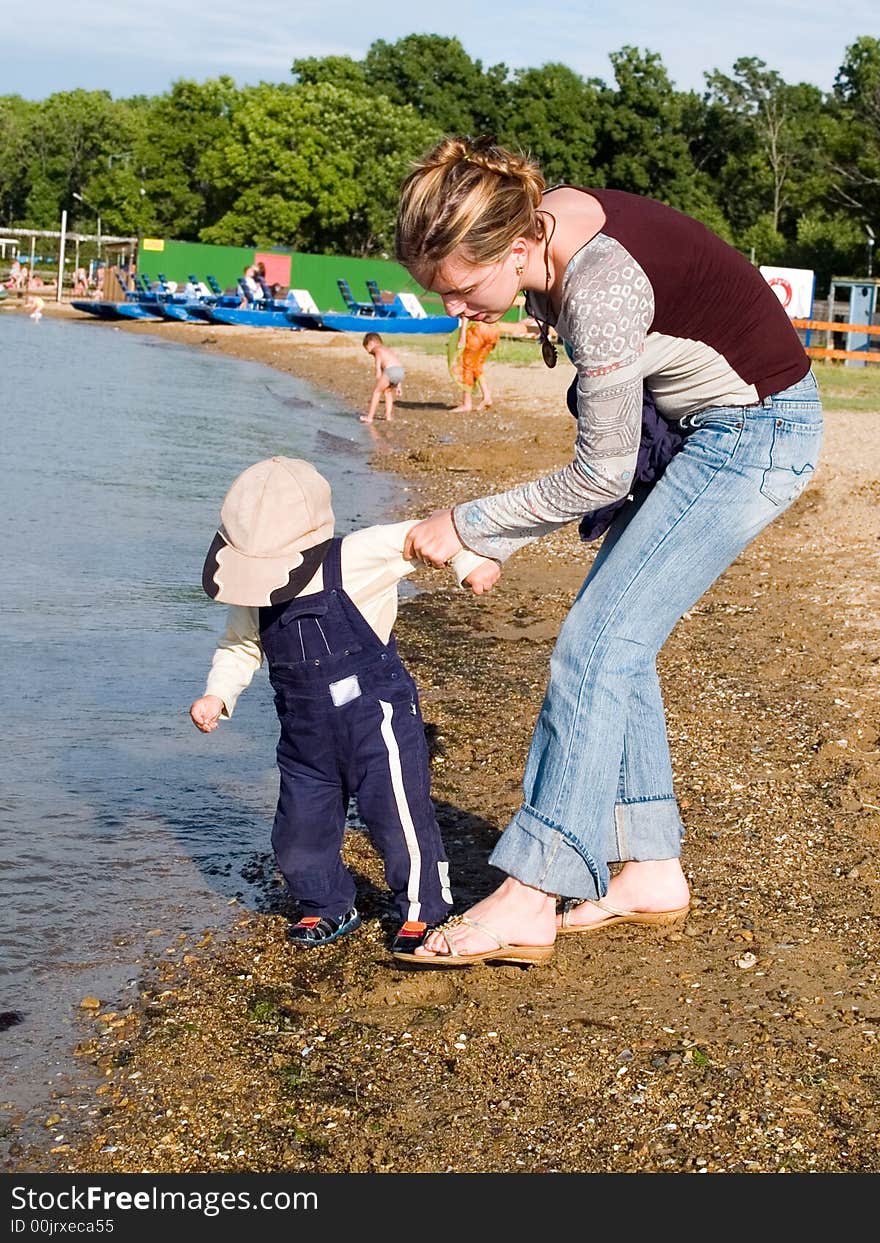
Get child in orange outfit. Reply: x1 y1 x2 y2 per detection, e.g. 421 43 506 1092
448 317 501 413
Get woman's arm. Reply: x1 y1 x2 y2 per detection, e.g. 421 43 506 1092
451 239 654 562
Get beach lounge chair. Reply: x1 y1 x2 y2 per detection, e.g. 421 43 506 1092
285 289 325 330
365 279 406 316
337 278 374 316
290 289 320 315
397 292 428 318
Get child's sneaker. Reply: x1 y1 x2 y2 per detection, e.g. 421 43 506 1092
288 907 361 948
390 920 440 959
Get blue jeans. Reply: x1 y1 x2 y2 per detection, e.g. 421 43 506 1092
489 371 823 899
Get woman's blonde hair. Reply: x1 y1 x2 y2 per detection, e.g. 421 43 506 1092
395 135 545 276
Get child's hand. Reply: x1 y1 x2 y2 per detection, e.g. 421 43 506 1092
190 695 224 733
463 561 502 595
395 383 402 396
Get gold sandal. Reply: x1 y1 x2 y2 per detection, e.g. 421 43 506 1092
393 913 554 968
557 898 690 935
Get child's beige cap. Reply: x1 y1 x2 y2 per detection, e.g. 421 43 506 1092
202 457 335 606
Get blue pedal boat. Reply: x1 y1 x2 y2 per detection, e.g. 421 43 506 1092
156 274 243 322
308 279 458 333
315 311 459 334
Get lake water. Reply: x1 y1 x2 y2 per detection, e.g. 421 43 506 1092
0 314 402 1130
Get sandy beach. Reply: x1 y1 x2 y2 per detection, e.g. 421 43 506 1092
7 305 880 1174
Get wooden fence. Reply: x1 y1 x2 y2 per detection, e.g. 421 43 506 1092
792 319 880 364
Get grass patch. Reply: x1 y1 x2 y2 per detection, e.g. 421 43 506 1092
811 361 880 413
382 333 544 367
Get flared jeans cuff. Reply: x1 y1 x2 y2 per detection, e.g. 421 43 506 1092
488 798 684 900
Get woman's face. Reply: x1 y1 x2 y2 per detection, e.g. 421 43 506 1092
420 247 521 321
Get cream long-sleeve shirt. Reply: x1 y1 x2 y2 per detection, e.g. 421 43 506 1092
203 520 487 718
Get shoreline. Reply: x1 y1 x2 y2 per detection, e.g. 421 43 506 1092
6 304 880 1174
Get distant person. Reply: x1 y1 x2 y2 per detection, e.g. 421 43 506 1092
72 268 90 297
24 294 44 323
3 260 23 290
239 265 263 307
189 456 490 953
361 332 405 423
253 261 273 300
448 315 501 412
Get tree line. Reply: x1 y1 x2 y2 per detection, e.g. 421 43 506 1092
1 33 878 289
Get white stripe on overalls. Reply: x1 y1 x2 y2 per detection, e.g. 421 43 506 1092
378 700 421 921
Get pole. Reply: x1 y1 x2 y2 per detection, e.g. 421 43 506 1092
57 209 67 302
97 215 102 262
28 234 35 291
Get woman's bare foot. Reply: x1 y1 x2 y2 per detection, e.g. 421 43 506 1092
359 415 374 423
449 403 471 413
414 877 556 958
557 859 690 931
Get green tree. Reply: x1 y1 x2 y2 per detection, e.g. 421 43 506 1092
826 36 880 237
292 55 367 92
0 95 36 224
363 34 508 135
128 77 240 239
705 57 824 236
21 90 136 229
200 82 437 254
499 63 601 185
593 47 727 234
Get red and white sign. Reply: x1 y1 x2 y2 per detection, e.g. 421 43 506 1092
254 252 292 288
759 265 814 319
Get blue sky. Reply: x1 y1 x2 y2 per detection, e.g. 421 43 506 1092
5 0 876 99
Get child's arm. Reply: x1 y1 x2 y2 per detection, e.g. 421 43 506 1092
340 522 500 638
189 605 263 729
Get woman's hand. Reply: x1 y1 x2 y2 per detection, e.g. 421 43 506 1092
463 561 502 595
403 509 463 567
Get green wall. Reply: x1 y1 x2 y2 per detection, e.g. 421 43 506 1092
135 238 451 314
137 240 253 294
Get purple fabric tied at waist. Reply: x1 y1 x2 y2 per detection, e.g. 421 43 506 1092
567 378 685 542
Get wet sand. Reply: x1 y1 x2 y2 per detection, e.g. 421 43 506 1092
6 305 880 1173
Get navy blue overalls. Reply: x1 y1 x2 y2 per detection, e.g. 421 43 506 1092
259 537 453 924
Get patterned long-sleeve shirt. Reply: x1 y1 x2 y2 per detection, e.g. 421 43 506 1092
452 188 809 562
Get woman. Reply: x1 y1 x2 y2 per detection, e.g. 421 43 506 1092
394 136 822 966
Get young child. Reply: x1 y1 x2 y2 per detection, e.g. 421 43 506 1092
448 317 501 413
24 294 44 323
189 456 490 956
360 332 405 423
